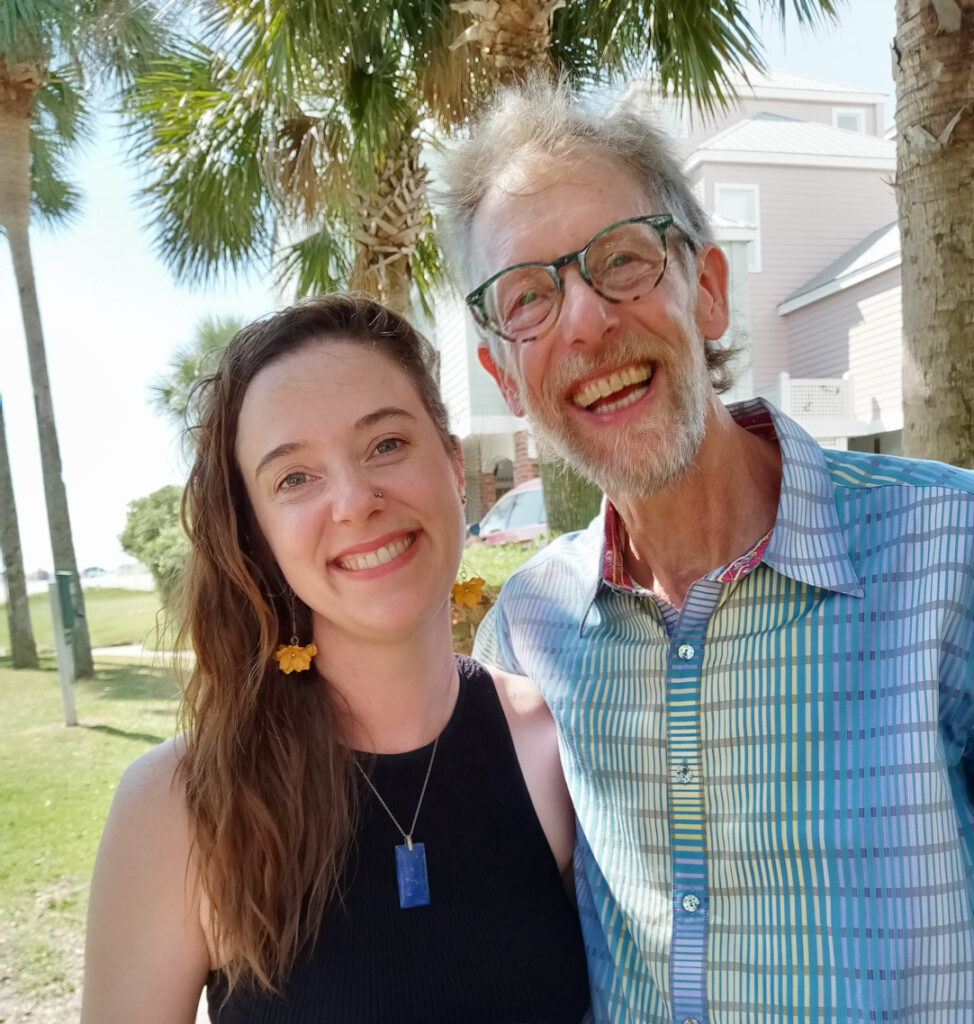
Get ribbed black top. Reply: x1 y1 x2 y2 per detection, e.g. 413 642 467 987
208 655 590 1023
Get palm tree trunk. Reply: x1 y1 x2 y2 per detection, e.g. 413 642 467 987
0 99 95 676
452 0 559 85
894 0 974 467
349 132 428 321
0 395 39 668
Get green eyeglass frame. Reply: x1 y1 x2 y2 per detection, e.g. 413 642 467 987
465 213 681 343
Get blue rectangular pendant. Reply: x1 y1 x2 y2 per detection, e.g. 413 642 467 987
395 842 430 909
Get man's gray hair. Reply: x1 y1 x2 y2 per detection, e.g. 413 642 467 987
436 74 738 393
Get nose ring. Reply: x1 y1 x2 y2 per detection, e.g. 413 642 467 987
374 491 384 499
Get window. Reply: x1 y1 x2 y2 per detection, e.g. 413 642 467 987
479 491 516 535
713 184 761 272
506 487 545 530
833 107 866 134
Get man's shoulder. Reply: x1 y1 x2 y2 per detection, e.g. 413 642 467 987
821 447 974 498
497 517 603 593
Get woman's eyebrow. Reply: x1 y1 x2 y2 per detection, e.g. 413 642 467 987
355 407 417 429
254 441 304 480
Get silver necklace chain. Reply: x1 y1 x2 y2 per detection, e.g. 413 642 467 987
354 736 438 851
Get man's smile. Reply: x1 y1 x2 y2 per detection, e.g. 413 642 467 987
571 364 655 412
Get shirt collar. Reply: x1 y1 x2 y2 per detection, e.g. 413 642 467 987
590 396 862 605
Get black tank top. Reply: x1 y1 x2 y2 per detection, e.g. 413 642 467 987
208 655 590 1022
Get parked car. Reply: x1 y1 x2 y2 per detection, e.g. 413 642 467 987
468 478 548 545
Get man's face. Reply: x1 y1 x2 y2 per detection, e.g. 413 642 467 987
470 151 729 498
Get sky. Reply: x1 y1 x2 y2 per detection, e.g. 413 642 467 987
0 0 897 574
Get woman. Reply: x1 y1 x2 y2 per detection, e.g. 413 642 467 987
81 296 591 1023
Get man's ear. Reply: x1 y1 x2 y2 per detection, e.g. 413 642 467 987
477 343 527 418
694 243 730 341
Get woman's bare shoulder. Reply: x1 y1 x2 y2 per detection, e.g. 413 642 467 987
82 735 210 1023
486 665 549 721
109 737 189 827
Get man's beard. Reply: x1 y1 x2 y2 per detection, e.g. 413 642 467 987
519 332 712 499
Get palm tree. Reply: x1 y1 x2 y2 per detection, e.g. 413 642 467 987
0 0 168 677
0 396 39 669
149 314 245 442
124 7 490 318
893 0 974 467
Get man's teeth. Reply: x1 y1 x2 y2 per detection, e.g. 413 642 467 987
338 535 414 571
574 365 653 409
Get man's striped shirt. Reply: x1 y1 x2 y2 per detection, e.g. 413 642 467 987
473 400 974 1023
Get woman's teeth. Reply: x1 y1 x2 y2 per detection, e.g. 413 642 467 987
338 534 414 571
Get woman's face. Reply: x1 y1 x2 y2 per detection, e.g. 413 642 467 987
235 339 465 646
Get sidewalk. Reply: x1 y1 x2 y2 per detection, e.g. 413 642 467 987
91 644 195 661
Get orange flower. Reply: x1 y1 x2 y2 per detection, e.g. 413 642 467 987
275 642 318 674
451 577 486 608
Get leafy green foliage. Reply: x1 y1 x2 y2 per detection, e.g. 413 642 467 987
461 536 554 587
149 314 243 435
118 486 189 603
28 73 88 226
124 42 274 281
552 0 841 117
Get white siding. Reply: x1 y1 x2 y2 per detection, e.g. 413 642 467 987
433 291 473 438
432 291 523 441
783 267 902 431
693 163 897 390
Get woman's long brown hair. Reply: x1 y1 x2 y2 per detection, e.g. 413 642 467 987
175 295 454 992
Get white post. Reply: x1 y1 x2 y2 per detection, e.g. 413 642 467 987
48 580 78 727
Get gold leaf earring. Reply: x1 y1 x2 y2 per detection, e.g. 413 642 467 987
275 589 318 674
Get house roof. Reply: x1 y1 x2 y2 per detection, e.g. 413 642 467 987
778 221 901 314
684 113 896 170
722 68 887 105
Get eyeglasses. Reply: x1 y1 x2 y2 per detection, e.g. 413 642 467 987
465 214 681 344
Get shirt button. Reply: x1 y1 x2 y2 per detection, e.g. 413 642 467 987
677 762 693 784
677 643 695 660
684 1018 702 1024
681 893 701 913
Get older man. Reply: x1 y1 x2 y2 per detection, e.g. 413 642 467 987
439 79 974 1024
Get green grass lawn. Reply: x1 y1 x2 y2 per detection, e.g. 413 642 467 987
0 587 170 656
0 654 181 1010
460 536 553 586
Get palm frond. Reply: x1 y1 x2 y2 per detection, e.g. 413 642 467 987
759 0 843 28
0 0 173 86
149 314 245 426
554 0 765 117
70 0 175 84
28 72 90 226
411 225 443 320
0 0 57 64
276 222 354 298
29 131 83 226
34 68 89 146
123 42 273 281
